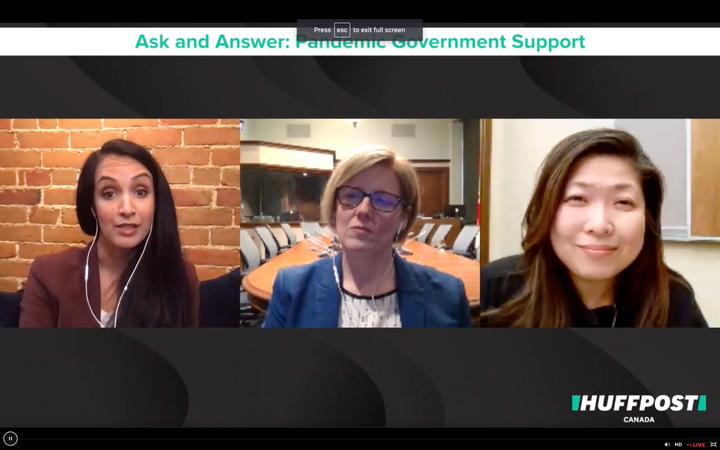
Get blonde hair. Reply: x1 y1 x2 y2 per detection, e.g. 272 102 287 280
320 146 420 241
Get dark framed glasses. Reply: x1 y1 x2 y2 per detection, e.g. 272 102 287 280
335 185 403 212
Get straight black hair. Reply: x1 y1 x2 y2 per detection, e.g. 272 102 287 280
76 139 192 327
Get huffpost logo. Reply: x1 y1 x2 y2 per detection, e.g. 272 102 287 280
572 395 706 423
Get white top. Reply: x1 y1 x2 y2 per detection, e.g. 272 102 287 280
339 288 401 328
100 309 115 328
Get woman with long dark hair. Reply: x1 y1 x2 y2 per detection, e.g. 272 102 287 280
480 128 707 327
20 139 199 327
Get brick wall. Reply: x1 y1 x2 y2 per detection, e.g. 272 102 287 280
0 118 240 292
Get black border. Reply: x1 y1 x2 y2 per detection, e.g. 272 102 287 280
3 428 719 439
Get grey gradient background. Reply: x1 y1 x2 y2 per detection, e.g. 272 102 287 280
2 55 720 118
2 25 720 429
0 330 718 427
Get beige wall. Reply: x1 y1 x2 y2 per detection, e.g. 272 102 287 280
489 119 720 326
240 143 334 171
241 119 464 203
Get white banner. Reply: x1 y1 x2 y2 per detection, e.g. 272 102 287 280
0 27 716 56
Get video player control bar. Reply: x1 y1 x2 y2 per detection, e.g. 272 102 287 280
297 20 422 41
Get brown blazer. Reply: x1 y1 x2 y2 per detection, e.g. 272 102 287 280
19 243 200 327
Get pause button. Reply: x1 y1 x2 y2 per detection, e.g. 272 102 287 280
2 431 17 446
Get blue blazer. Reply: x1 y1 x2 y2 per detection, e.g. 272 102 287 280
262 252 473 328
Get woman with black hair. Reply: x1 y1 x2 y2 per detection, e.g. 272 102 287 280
19 139 199 327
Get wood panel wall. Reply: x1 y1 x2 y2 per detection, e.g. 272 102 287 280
690 120 720 237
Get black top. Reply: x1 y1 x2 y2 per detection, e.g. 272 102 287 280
480 254 709 328
0 290 22 328
199 268 241 327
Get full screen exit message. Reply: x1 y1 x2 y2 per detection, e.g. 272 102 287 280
297 20 423 41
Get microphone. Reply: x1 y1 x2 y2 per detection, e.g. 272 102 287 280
313 230 331 241
304 232 329 248
397 230 429 255
304 232 332 256
316 229 341 250
406 230 428 243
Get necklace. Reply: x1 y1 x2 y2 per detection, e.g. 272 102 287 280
611 304 617 328
340 254 395 328
342 291 392 328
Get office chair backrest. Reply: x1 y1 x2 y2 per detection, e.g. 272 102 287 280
430 224 452 246
452 225 480 252
240 229 261 270
280 223 297 245
265 224 287 251
300 222 320 237
254 226 279 258
417 223 435 243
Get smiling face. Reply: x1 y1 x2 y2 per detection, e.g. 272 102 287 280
93 155 155 250
333 163 407 253
550 154 646 283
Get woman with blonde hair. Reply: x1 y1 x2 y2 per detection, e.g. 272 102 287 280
262 146 472 328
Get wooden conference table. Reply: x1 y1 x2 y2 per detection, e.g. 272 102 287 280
242 237 480 313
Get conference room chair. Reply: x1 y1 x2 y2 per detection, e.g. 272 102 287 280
241 229 264 269
239 230 268 325
267 224 292 251
244 228 273 264
430 224 452 248
415 223 435 243
252 228 273 260
300 222 323 237
280 223 298 247
448 224 480 259
255 226 282 259
0 290 22 328
259 224 291 253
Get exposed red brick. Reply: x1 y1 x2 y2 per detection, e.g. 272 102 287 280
0 118 240 287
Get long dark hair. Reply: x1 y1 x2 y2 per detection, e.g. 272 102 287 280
76 139 192 327
482 128 682 327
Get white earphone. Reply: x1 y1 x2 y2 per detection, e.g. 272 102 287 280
332 221 404 312
85 208 153 328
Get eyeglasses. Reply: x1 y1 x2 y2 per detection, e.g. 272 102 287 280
335 186 404 212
